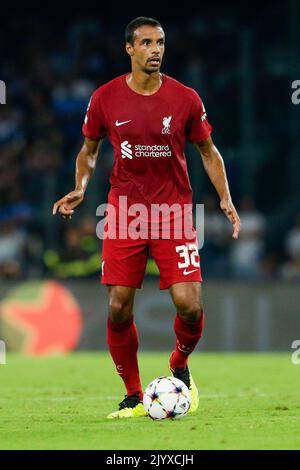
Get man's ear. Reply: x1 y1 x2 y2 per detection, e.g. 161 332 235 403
125 42 134 57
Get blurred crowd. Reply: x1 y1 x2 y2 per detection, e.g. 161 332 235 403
201 194 300 281
1 8 299 281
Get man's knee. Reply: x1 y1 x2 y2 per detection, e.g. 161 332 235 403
175 295 203 323
108 288 134 323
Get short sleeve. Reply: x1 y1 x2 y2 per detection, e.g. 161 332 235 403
186 89 213 143
82 90 107 140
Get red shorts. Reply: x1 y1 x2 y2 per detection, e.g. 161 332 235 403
101 228 202 290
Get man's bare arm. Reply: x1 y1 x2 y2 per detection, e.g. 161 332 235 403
53 137 103 219
195 136 240 239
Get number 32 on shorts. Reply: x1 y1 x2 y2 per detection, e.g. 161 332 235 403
175 243 200 270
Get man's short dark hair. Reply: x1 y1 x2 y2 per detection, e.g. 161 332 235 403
125 17 162 45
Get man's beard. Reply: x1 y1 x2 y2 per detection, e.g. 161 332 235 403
142 64 160 74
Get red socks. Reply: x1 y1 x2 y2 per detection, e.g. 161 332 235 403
170 311 204 371
107 311 204 397
107 316 143 400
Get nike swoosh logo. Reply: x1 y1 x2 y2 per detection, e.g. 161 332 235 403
183 268 198 275
115 120 131 127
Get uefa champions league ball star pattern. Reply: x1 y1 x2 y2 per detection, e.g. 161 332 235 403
143 376 191 420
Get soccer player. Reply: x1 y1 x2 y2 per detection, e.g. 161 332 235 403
53 17 240 419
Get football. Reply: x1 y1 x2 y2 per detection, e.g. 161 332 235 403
143 376 191 420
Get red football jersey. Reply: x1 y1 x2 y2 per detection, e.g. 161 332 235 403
82 73 212 207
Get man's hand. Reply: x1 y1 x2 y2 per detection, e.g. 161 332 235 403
220 197 241 239
52 189 84 219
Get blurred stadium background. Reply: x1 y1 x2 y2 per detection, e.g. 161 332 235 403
0 1 300 355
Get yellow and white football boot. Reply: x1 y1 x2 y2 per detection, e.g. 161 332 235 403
106 393 147 419
169 360 199 414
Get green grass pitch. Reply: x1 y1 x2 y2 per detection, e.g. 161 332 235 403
0 352 299 450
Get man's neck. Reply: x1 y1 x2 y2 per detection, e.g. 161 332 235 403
126 70 162 96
